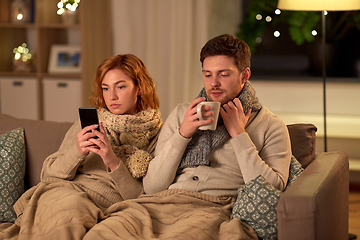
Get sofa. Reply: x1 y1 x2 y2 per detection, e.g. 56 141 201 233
0 112 349 239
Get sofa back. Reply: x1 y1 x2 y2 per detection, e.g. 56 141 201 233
0 112 317 190
0 113 72 190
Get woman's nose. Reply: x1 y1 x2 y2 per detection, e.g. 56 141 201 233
110 90 118 100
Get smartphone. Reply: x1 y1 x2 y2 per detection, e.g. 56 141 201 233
78 108 100 137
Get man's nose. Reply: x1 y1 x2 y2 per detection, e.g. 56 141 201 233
211 76 220 87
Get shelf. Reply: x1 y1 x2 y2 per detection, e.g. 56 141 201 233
0 0 112 121
0 72 37 77
0 23 80 29
0 70 81 79
37 23 80 29
0 23 36 28
40 73 81 79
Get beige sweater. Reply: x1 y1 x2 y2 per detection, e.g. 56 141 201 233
143 104 291 196
41 120 156 203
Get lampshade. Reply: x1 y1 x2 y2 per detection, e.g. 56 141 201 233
277 0 360 11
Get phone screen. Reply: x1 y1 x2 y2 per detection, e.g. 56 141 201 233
78 108 100 133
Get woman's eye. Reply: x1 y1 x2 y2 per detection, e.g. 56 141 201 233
102 87 108 91
118 86 125 89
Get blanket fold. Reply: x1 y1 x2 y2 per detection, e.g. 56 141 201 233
1 189 258 240
83 189 258 240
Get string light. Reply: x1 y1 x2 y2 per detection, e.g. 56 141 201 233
57 0 80 15
13 43 32 62
254 8 282 42
16 13 23 20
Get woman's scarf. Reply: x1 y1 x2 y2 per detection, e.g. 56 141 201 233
98 108 163 178
178 81 262 171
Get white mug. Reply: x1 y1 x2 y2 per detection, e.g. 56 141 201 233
196 101 221 130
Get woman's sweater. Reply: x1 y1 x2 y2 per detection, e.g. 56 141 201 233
143 104 291 196
40 120 156 203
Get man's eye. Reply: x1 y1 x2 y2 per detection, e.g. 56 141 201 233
204 74 211 78
220 74 229 77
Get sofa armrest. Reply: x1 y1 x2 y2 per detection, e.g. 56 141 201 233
277 151 349 240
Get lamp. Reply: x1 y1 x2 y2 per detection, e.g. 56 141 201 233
277 0 360 152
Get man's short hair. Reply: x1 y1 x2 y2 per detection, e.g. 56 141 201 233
200 34 251 71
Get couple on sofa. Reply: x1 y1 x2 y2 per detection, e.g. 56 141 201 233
1 34 291 240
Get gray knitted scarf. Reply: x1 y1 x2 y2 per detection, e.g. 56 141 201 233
178 81 262 171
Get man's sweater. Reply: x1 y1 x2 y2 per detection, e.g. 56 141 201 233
143 104 291 196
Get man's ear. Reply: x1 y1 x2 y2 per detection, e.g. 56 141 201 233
242 67 251 84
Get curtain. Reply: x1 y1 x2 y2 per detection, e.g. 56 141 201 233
111 0 241 119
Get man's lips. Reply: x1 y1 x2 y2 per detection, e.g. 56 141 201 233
211 91 223 97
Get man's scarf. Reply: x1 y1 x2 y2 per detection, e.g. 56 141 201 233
178 81 262 171
98 108 163 178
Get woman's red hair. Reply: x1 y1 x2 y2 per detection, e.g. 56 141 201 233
89 54 160 112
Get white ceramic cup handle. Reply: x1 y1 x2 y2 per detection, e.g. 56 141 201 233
196 102 204 121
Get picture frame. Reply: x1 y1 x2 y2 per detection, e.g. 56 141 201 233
48 45 81 74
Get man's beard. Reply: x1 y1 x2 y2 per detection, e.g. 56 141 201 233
206 88 238 104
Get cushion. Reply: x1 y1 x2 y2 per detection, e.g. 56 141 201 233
0 128 26 222
286 155 304 189
232 156 304 239
0 113 72 189
233 175 280 240
287 124 317 168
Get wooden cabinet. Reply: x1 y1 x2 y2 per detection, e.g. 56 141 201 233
0 0 112 121
42 78 81 122
0 77 39 120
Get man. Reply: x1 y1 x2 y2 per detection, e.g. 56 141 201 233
143 34 291 196
83 34 291 240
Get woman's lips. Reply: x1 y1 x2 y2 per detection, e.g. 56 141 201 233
110 104 121 108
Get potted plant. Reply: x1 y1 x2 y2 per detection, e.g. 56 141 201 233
237 0 360 76
289 10 360 76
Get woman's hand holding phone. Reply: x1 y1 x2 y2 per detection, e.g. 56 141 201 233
82 124 120 172
76 124 100 155
77 108 119 171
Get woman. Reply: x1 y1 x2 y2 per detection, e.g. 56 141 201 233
2 54 163 240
